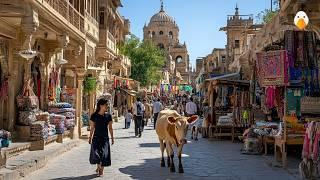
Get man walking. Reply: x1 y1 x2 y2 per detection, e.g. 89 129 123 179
186 97 198 117
133 98 145 137
152 98 162 129
143 99 151 128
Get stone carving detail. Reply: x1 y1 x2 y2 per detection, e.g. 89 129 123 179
74 45 82 56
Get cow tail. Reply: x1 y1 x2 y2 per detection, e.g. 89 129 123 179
164 142 166 148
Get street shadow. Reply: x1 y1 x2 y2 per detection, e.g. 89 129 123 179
114 136 136 139
139 143 159 148
119 157 190 180
49 174 97 180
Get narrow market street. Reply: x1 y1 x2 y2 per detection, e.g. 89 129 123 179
23 119 297 180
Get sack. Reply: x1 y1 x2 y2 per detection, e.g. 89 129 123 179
136 102 143 116
16 95 39 110
18 111 36 125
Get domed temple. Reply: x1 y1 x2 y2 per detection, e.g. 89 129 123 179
143 1 191 85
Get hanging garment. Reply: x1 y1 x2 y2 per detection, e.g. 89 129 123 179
265 87 275 109
305 31 317 69
295 31 306 68
286 88 303 116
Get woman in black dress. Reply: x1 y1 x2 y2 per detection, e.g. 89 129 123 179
89 99 114 176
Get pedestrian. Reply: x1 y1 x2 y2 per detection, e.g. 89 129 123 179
186 97 198 117
133 97 145 137
143 99 151 128
89 98 114 177
125 109 133 129
152 98 163 129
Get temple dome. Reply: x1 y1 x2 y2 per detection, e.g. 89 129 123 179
150 11 174 24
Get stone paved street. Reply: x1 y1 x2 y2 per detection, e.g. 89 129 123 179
23 119 297 180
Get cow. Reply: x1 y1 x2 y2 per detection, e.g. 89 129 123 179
155 109 198 173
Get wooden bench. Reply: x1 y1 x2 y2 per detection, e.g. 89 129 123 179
274 117 304 168
263 136 275 155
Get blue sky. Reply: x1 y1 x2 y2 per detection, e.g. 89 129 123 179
119 0 273 68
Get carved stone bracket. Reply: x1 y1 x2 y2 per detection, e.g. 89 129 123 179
20 7 39 50
73 45 83 57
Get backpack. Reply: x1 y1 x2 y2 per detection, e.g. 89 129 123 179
136 102 143 116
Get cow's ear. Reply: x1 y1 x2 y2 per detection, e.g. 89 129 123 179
187 115 198 124
167 116 177 124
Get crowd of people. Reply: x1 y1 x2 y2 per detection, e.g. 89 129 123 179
88 94 207 176
123 95 204 138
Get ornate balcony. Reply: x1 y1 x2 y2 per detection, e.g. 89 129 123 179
41 0 84 33
112 55 131 77
84 11 99 41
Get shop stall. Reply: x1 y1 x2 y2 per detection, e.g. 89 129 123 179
206 77 252 141
254 30 320 167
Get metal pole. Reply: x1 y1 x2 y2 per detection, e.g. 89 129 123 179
271 0 273 11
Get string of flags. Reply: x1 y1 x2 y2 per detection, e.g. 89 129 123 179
160 84 193 92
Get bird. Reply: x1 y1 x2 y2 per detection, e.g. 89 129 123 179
294 11 309 30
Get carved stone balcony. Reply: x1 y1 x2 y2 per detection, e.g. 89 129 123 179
40 0 84 34
84 11 99 41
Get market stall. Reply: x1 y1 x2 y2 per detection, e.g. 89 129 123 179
206 77 252 141
254 30 320 166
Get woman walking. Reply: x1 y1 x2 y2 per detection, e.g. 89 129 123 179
89 98 114 177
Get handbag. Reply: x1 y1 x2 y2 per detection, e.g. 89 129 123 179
16 79 39 110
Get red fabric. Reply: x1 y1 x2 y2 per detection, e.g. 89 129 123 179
37 78 41 101
256 50 288 87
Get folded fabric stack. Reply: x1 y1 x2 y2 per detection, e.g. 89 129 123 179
18 110 36 125
48 102 75 130
48 108 75 114
30 121 49 141
35 112 50 122
82 112 89 126
49 114 66 134
0 129 11 148
48 124 56 136
217 114 233 126
48 102 73 108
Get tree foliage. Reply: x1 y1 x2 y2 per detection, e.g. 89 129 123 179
120 35 165 87
256 0 280 24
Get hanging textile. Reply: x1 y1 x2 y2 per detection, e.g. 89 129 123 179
286 88 303 116
265 86 276 109
300 121 320 179
0 79 8 100
256 50 288 87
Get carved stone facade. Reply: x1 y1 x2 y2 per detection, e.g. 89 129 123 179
220 5 254 73
0 0 102 137
143 3 190 84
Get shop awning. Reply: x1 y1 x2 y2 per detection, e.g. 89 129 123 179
205 72 240 81
121 89 137 96
205 72 249 87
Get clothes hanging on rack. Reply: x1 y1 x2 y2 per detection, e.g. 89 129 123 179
300 121 320 179
265 87 276 109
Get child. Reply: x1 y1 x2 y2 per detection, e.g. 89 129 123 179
125 109 133 129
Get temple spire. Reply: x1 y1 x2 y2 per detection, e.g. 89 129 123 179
160 0 164 12
235 3 239 16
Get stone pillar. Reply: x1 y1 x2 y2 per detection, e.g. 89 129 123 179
7 72 17 132
39 62 47 110
7 40 20 132
75 69 86 138
89 93 95 118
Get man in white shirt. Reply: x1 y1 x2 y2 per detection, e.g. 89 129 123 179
133 98 145 137
152 98 162 129
186 97 198 117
